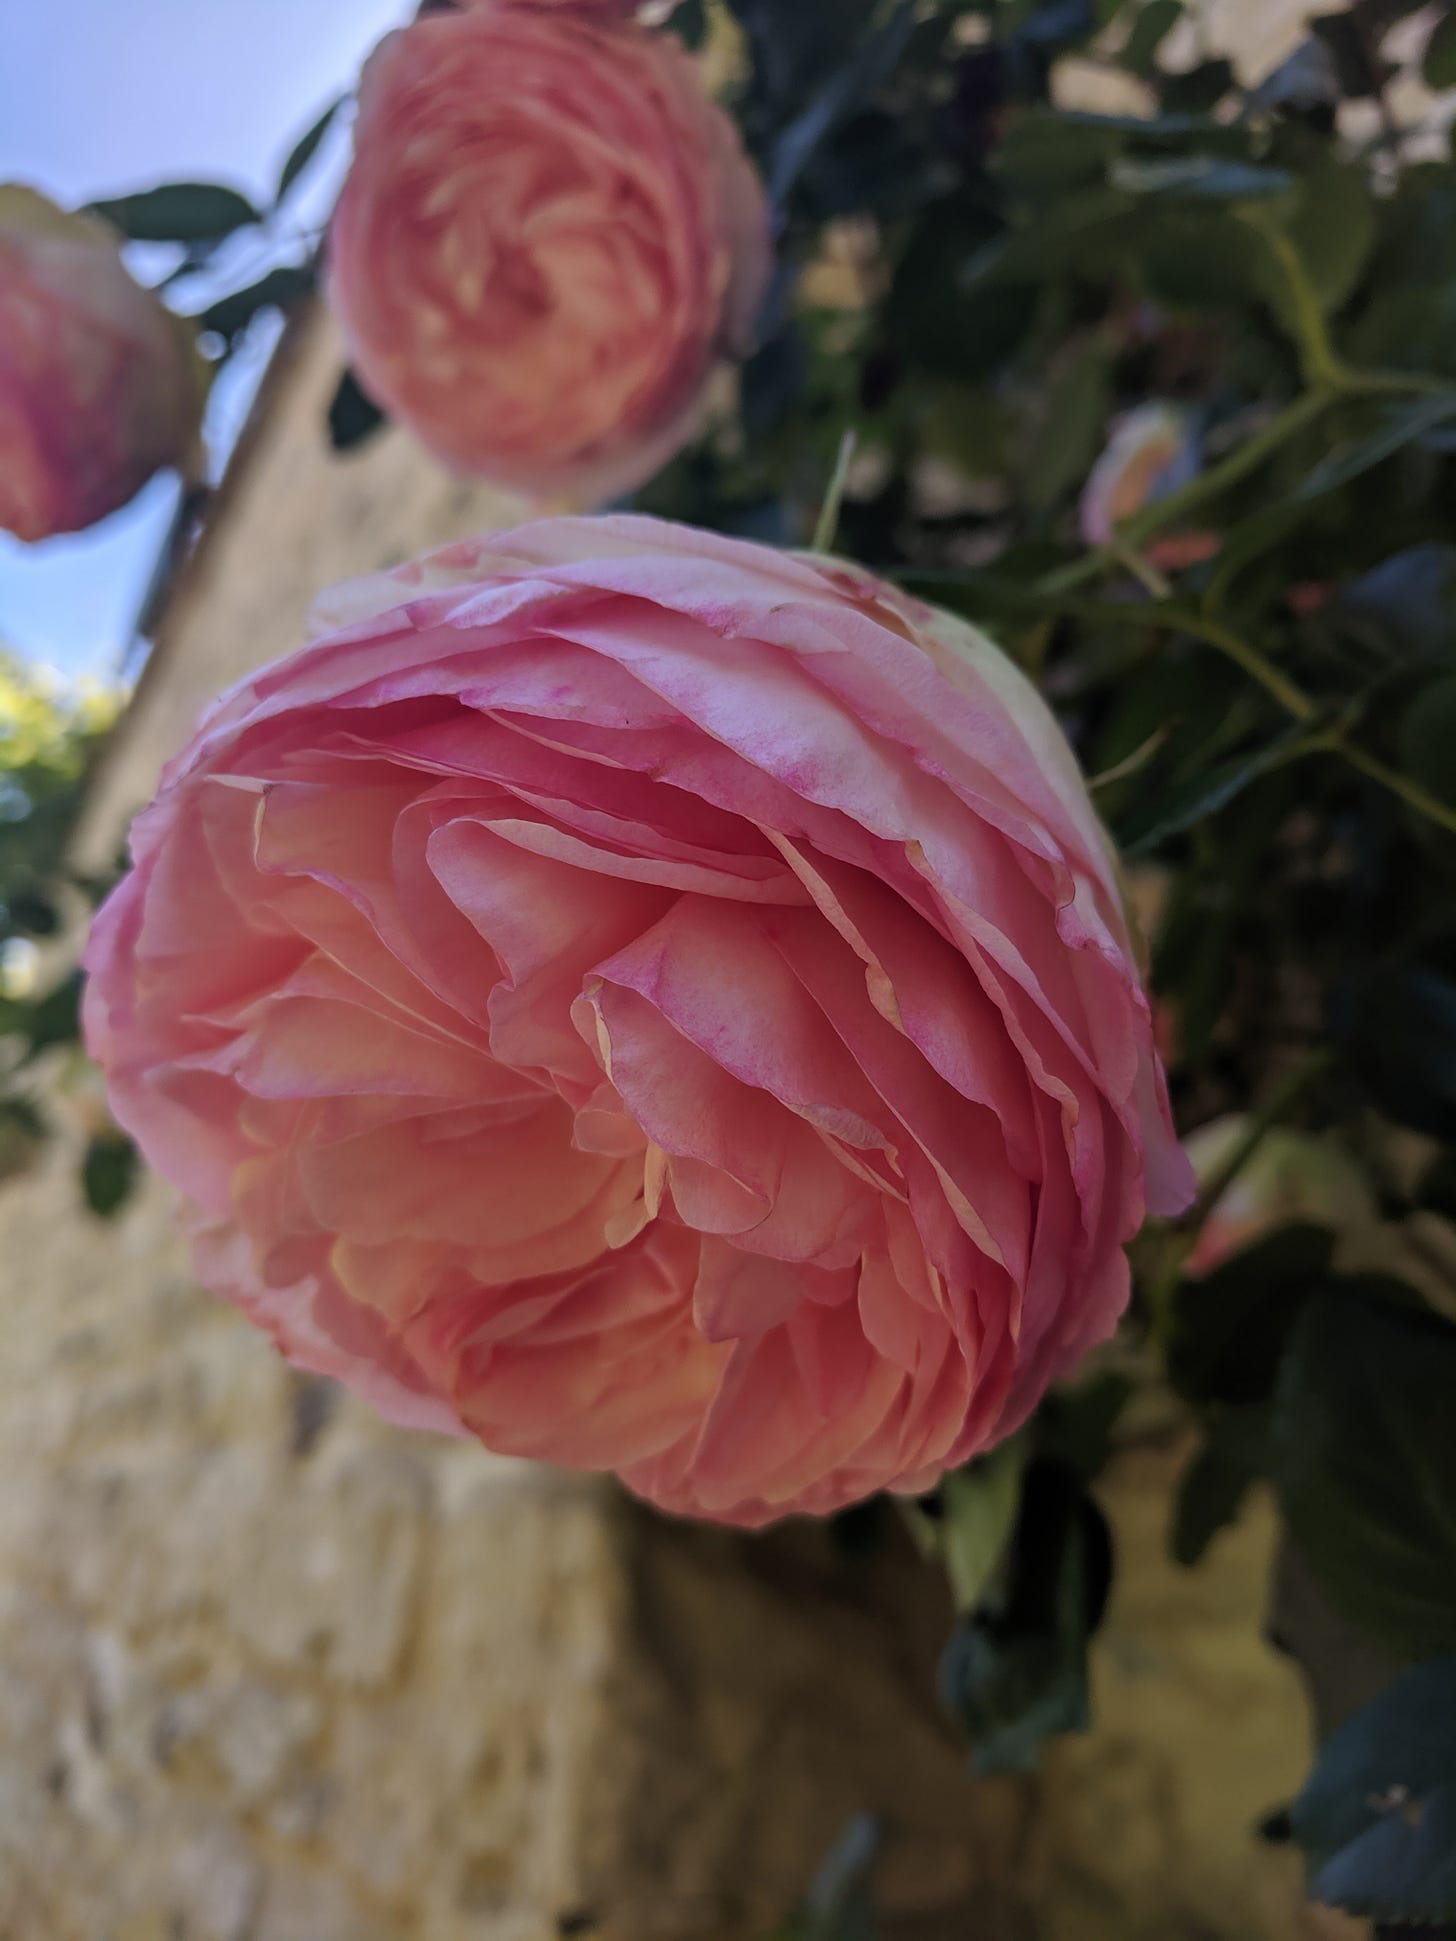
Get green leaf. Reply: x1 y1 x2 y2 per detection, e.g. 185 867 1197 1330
0 969 83 1064
1273 1286 1456 1660
276 97 345 204
728 0 881 108
1327 544 1456 664
1294 393 1456 503
1037 1371 1134 1479
940 1437 1028 1612
200 265 316 343
885 206 1036 378
1293 1658 1456 1924
1423 7 1456 90
991 111 1125 191
1122 0 1183 75
766 0 918 206
967 187 1138 284
938 1460 1111 1773
1171 1413 1265 1567
327 369 388 452
1140 208 1271 309
1159 56 1235 112
1203 501 1313 604
1118 728 1307 854
1283 156 1376 311
1315 1784 1456 1922
671 0 709 49
1167 1223 1334 1407
0 1095 45 1185
87 182 261 244
1112 154 1293 200
82 1132 139 1221
1022 335 1113 511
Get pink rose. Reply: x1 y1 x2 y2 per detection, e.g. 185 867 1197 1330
520 1 648 14
0 185 203 542
84 516 1190 1525
328 4 770 505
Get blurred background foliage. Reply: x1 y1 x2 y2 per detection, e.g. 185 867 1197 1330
662 0 1456 1926
0 653 128 1204
4 0 1455 1927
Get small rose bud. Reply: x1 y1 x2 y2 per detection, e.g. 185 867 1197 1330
0 185 204 541
1080 401 1200 549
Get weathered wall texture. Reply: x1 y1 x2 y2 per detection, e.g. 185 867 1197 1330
3 308 1326 1940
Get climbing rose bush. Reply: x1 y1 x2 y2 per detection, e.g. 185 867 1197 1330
328 2 770 506
0 185 202 542
84 516 1190 1524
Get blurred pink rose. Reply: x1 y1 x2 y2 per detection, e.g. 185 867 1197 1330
328 3 770 505
527 0 648 13
85 516 1190 1524
1080 401 1200 549
0 185 203 542
1182 1117 1370 1277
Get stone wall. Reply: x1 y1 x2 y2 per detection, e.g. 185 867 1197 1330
1 307 1329 1940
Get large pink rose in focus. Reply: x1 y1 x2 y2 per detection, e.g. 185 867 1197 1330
328 4 770 505
0 185 203 542
85 516 1191 1524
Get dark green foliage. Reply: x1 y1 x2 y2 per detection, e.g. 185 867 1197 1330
328 369 390 453
938 1458 1113 1773
1292 1659 1456 1922
1167 1223 1334 1408
201 265 316 347
1273 1284 1456 1663
87 181 260 244
699 12 1456 1918
82 1132 140 1220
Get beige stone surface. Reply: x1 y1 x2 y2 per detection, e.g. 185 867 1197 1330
0 1135 1318 1941
2 301 1326 1938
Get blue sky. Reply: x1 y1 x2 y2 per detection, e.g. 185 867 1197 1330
0 0 412 681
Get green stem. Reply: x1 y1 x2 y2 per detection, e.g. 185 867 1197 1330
1240 211 1346 393
1049 595 1456 837
1345 367 1453 398
813 428 858 555
1153 606 1318 722
1335 741 1456 838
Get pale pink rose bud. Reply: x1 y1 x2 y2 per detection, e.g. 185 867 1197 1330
1182 1117 1372 1277
1080 401 1200 548
328 3 770 506
0 185 205 542
85 516 1191 1525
